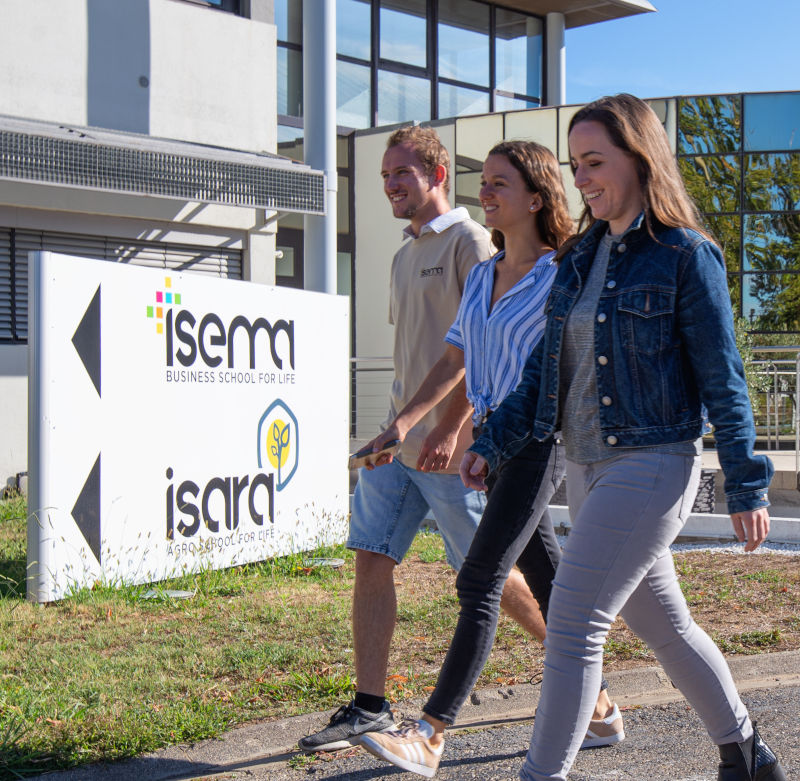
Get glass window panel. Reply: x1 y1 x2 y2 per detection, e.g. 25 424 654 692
745 153 800 212
557 105 583 163
647 98 678 154
728 273 742 317
459 202 485 224
703 214 741 272
494 94 540 112
276 244 296 277
744 93 800 151
380 0 426 68
437 0 489 88
495 9 543 101
277 125 304 146
337 135 350 168
377 69 430 125
679 156 740 213
744 213 800 272
438 83 489 118
504 107 556 149
455 169 483 215
742 272 800 331
337 174 350 234
277 46 303 117
456 114 503 164
561 162 584 220
337 0 371 60
274 0 302 45
337 59 371 128
337 251 352 296
678 96 741 155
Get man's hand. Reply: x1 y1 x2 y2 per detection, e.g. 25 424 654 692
730 508 770 552
416 425 459 472
460 451 489 491
362 424 404 470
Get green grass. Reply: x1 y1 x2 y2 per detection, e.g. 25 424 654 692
712 629 782 654
1 496 799 779
0 498 482 778
604 636 652 662
413 529 449 563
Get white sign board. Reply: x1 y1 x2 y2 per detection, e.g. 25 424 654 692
27 252 350 602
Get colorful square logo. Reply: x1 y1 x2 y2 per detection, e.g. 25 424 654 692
145 277 183 333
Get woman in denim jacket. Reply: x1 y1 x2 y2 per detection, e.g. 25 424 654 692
465 95 786 781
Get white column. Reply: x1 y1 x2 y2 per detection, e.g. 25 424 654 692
303 0 337 294
545 12 566 106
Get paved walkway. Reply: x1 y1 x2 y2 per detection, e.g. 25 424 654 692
34 650 800 781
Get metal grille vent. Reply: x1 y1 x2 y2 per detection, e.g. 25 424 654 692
0 129 325 214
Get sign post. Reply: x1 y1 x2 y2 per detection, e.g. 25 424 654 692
27 252 350 602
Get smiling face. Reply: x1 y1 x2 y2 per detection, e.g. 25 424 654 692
568 120 644 235
381 142 443 229
479 154 539 235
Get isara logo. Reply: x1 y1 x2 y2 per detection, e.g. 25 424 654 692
145 276 182 334
257 399 299 492
165 466 274 540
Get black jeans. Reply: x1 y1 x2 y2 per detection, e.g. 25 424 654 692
423 434 565 725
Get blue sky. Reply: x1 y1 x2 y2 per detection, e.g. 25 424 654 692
565 0 799 104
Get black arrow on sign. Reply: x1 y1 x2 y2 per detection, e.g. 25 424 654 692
72 285 101 397
72 454 101 564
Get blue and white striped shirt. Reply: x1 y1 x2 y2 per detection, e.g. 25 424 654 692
445 249 558 425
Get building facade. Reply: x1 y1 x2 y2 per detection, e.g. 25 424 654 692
348 92 800 437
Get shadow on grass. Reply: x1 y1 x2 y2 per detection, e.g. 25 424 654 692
0 557 25 599
0 754 222 781
0 749 60 781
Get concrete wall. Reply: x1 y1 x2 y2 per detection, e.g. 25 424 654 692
0 345 27 492
0 0 276 153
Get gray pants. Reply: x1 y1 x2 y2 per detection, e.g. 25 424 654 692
520 452 752 781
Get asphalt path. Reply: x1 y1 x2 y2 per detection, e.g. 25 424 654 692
78 683 800 781
196 685 799 780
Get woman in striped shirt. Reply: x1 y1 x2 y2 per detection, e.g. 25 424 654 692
360 141 622 778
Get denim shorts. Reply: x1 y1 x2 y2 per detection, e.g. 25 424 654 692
347 458 487 570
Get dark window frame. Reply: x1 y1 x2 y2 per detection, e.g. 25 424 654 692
276 0 544 130
677 93 800 334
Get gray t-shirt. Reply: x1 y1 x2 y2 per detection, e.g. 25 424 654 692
559 230 700 464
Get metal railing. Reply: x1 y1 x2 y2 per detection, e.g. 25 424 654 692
350 357 393 440
350 348 800 478
751 346 800 476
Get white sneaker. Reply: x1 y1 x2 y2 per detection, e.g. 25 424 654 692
360 719 444 778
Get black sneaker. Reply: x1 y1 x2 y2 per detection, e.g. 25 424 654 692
298 700 395 753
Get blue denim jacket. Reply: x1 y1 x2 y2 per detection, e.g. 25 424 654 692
471 217 773 514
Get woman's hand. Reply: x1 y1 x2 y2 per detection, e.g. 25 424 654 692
730 508 770 552
460 451 489 491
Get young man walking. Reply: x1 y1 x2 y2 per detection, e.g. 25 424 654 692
299 125 547 753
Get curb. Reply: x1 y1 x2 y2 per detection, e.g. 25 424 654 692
33 649 800 781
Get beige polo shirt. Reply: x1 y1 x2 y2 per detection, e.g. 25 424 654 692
384 207 493 473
